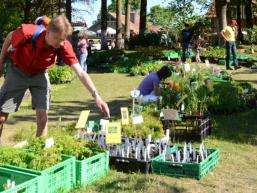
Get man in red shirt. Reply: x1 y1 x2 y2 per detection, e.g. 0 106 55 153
0 15 110 140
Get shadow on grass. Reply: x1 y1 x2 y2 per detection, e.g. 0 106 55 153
212 108 257 145
237 80 257 84
232 70 257 75
9 97 131 123
87 173 186 193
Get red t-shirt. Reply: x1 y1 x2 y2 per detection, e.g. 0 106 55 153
10 24 78 74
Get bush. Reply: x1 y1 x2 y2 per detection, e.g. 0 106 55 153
208 82 245 114
129 33 161 48
203 46 226 58
48 65 75 84
87 49 124 67
242 26 257 44
130 61 166 76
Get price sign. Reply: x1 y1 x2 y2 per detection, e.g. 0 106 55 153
75 110 90 129
106 122 121 144
162 109 180 121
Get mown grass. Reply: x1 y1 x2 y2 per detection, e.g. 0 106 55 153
1 68 257 193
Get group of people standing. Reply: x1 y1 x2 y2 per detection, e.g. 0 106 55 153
138 18 241 104
181 19 241 70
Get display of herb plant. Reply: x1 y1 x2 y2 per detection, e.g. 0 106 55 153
130 61 166 76
203 46 226 59
0 134 106 170
122 107 163 140
55 135 105 160
0 138 62 171
0 147 28 168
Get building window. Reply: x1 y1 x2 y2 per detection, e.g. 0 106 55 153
231 6 237 18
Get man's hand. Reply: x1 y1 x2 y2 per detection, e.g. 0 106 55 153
94 94 110 118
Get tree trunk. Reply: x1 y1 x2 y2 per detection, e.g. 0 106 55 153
24 0 31 23
215 0 228 45
237 2 243 42
139 0 147 35
65 0 72 22
101 0 108 50
220 3 227 29
125 0 130 49
245 0 253 28
116 0 123 48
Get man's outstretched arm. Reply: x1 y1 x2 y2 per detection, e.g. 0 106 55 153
71 63 110 118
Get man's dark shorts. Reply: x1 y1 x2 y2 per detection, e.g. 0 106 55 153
0 62 51 113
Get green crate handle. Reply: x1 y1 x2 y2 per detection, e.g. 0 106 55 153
53 166 65 174
115 158 130 164
169 163 183 168
90 158 101 164
206 156 213 162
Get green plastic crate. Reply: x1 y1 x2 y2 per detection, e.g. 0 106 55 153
3 156 76 193
163 52 179 59
151 146 220 179
237 54 251 60
218 59 234 66
0 167 39 193
209 76 231 83
75 151 109 187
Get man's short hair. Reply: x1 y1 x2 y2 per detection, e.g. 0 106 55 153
47 15 72 37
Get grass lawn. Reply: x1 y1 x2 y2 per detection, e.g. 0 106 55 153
1 65 257 193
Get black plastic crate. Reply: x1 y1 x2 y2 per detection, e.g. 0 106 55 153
109 156 151 174
162 115 212 142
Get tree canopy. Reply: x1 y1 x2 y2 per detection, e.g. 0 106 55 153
108 0 140 13
148 5 173 28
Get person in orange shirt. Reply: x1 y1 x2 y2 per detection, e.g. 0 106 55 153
0 15 110 142
220 19 241 70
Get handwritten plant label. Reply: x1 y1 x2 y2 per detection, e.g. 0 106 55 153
132 115 144 125
130 90 140 98
100 119 109 133
45 137 54 148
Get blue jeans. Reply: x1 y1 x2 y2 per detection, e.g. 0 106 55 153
79 53 88 72
181 42 191 63
226 41 238 69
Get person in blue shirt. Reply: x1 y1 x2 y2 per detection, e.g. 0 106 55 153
181 23 193 63
138 66 172 103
